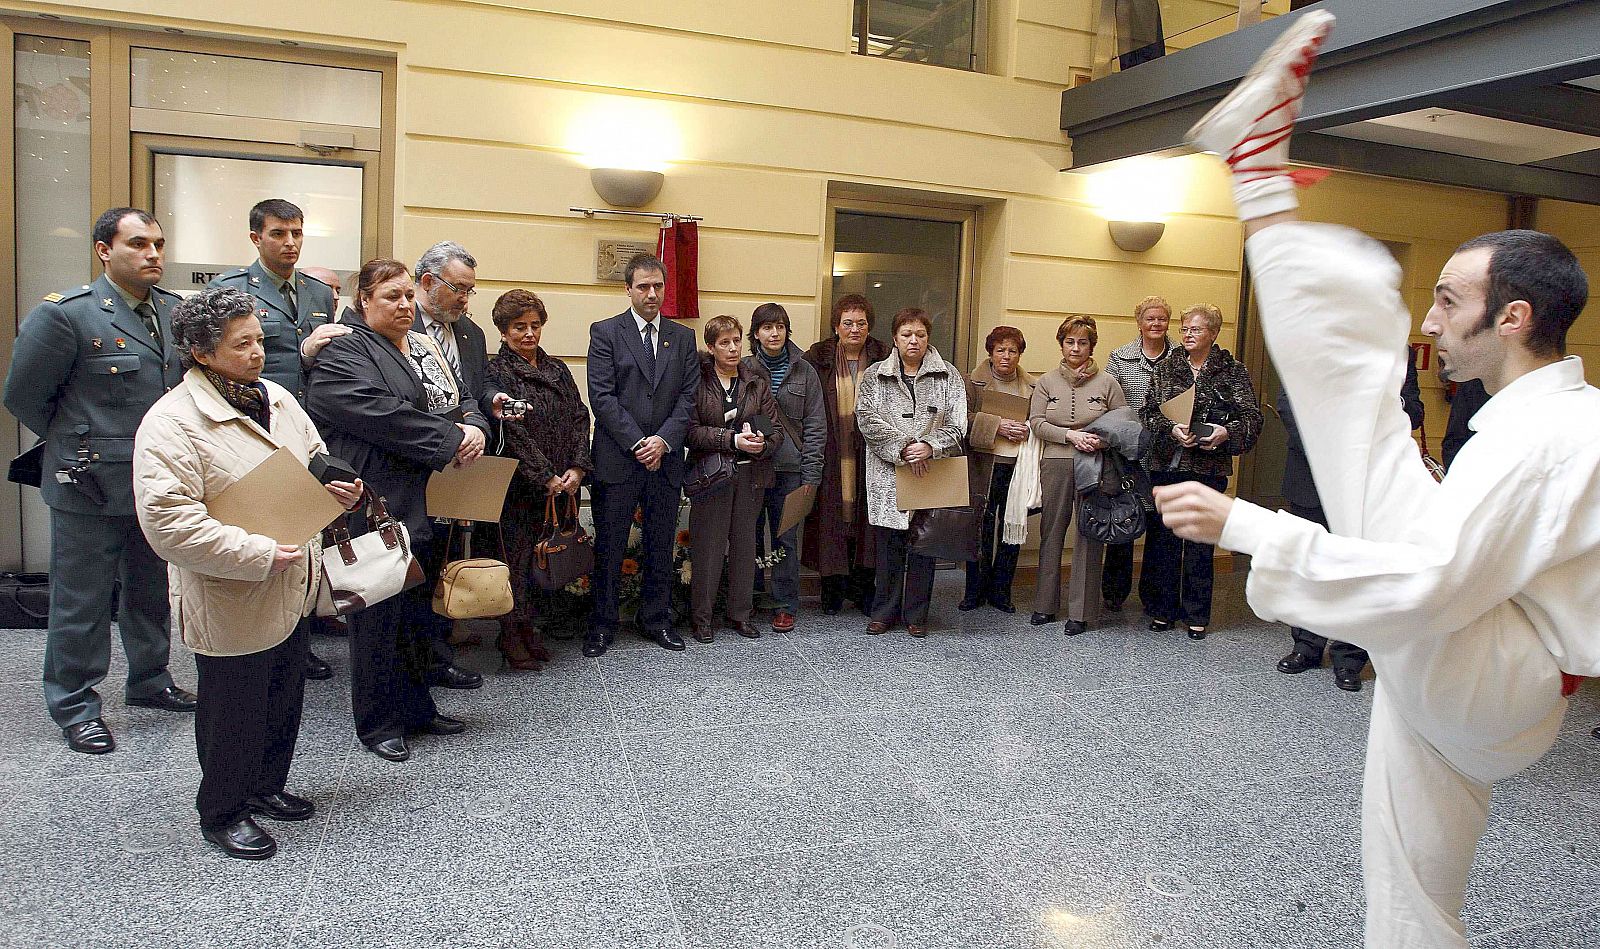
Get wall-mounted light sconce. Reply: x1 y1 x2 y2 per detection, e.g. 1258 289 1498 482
590 168 665 208
1107 220 1165 253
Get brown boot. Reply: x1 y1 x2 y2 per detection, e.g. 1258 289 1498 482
498 619 540 671
520 622 552 663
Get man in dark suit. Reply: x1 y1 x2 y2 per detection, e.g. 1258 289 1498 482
210 198 347 681
4 208 197 754
412 241 515 688
585 253 699 656
1274 347 1424 692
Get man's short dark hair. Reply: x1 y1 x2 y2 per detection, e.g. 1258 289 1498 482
624 253 665 288
249 199 305 233
92 207 158 248
171 286 256 370
1455 230 1588 358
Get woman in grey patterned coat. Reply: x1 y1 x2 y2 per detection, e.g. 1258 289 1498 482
855 308 968 639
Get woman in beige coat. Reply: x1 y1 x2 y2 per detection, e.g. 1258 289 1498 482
1028 316 1128 636
134 287 362 861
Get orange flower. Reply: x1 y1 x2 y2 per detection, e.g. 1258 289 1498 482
621 558 640 575
676 530 691 546
633 508 645 524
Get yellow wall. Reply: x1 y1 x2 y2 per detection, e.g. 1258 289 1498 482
1538 200 1600 384
20 0 1249 396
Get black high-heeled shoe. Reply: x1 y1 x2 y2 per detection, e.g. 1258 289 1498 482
1186 624 1208 640
1149 618 1175 632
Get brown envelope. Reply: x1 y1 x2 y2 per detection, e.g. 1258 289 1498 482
895 456 970 511
205 448 346 547
425 455 519 523
1160 385 1197 427
779 483 817 535
980 389 1031 422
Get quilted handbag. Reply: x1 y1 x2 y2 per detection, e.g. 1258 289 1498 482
316 491 426 616
1077 451 1148 545
433 521 514 619
530 492 595 592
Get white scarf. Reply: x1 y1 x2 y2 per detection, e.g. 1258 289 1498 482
1002 430 1043 545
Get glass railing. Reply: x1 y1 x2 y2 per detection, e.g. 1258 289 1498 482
1091 0 1288 79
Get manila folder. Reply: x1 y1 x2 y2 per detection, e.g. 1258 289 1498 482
426 455 519 523
1160 385 1197 427
779 483 817 536
206 448 345 548
981 389 1031 422
895 456 969 511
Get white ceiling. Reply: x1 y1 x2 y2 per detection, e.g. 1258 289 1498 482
1321 107 1600 165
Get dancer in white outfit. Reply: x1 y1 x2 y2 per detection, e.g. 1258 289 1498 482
1157 12 1598 948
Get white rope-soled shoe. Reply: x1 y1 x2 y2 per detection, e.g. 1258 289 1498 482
1186 10 1336 220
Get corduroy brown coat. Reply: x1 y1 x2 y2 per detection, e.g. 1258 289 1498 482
800 334 890 576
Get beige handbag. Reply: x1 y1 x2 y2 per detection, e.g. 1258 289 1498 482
432 521 514 619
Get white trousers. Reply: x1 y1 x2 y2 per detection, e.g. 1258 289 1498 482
1243 223 1567 949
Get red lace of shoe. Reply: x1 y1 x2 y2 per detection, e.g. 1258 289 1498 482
1226 27 1332 184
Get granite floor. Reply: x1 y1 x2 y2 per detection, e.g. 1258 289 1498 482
2 572 1599 949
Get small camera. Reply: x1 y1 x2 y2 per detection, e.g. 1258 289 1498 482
504 399 532 418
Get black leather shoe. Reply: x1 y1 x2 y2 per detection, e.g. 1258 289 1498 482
430 665 483 690
304 651 333 681
1102 598 1124 613
203 816 276 860
1592 725 1599 741
1334 669 1364 692
1277 652 1320 675
1149 618 1175 632
1186 625 1208 640
644 628 687 651
63 718 114 755
1063 620 1087 637
1029 612 1056 626
957 595 983 612
821 602 842 616
582 630 610 657
365 737 410 762
416 714 466 736
728 620 761 639
987 594 1017 615
246 791 315 822
127 685 198 713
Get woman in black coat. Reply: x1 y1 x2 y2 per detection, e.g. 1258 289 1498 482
306 258 490 763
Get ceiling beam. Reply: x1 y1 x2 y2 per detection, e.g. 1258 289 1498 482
1441 84 1600 138
1292 133 1600 205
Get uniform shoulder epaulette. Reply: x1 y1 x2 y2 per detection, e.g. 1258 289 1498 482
299 270 330 288
151 285 182 299
45 286 93 304
215 268 249 282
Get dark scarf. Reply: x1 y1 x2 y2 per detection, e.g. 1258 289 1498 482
757 345 790 391
204 368 270 429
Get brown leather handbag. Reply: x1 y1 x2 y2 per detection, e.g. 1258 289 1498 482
531 492 595 591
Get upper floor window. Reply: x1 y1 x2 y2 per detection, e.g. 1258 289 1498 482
852 0 987 71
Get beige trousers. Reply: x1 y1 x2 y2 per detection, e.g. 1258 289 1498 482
1031 457 1105 622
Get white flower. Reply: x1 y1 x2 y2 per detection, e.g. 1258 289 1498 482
678 560 693 585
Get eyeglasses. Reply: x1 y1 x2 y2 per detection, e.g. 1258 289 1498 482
1179 327 1210 337
429 273 476 296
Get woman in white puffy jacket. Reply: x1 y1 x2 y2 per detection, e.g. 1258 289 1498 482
133 286 360 862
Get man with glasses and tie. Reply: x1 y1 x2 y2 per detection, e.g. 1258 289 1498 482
412 240 518 688
5 207 197 754
211 198 347 681
585 253 700 657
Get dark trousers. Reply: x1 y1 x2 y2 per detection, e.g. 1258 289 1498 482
1287 501 1370 673
1102 539 1158 609
755 471 804 614
872 526 937 626
820 538 875 611
348 542 439 746
1143 470 1228 626
43 510 175 728
193 622 308 829
964 461 1020 605
426 528 460 673
689 466 765 628
591 473 680 634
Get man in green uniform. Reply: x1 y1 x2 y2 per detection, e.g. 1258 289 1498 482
209 199 348 680
4 207 197 754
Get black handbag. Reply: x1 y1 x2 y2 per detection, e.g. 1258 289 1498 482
683 450 735 500
1078 451 1147 544
0 572 51 629
530 492 596 591
908 455 985 562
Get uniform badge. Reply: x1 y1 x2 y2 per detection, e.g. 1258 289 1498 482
258 309 269 317
662 340 670 348
115 338 126 348
249 276 260 285
43 292 63 303
91 338 102 350
102 298 115 307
